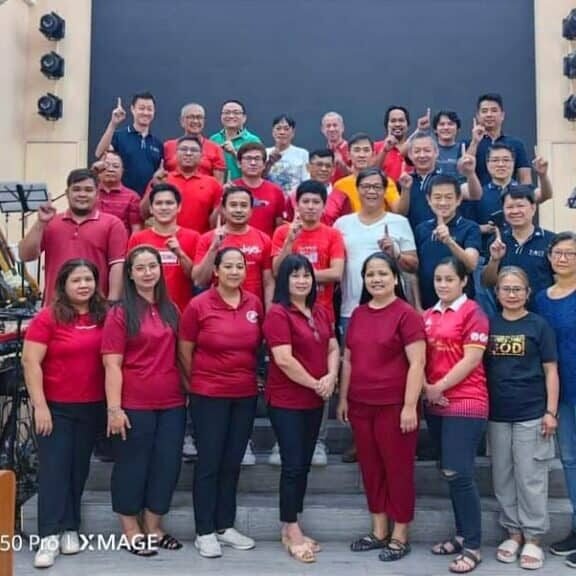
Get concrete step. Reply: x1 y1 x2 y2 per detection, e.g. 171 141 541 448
22 491 572 546
85 457 570 498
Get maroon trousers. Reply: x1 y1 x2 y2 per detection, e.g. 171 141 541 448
348 401 418 523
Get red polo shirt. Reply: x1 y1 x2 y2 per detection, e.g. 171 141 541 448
127 227 199 311
233 178 286 238
264 303 334 409
180 287 263 398
329 140 351 183
163 137 226 176
25 308 105 403
101 304 184 410
271 223 345 318
98 184 142 234
346 299 426 406
40 210 128 305
423 296 489 418
195 226 272 302
373 143 412 182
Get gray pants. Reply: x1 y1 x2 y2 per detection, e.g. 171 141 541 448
488 418 555 539
317 398 330 444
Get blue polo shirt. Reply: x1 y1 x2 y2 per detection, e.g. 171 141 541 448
467 133 530 185
437 142 464 179
407 169 441 229
416 215 481 310
111 126 163 196
487 226 554 310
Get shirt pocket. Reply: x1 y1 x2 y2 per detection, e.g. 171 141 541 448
532 421 556 462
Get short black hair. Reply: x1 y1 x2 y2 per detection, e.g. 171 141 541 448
67 168 97 188
237 142 267 162
427 174 461 198
432 110 461 130
356 167 388 190
348 132 373 149
295 180 327 204
477 93 504 111
149 182 181 205
549 231 576 253
273 254 317 310
501 184 535 205
214 246 246 267
131 91 156 106
488 143 516 161
222 185 254 207
309 148 335 162
177 135 202 148
435 256 468 281
272 114 296 128
222 99 246 114
384 105 410 127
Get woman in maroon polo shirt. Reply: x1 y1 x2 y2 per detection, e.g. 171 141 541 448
337 251 426 563
22 259 107 569
102 246 185 556
263 254 340 563
178 247 263 559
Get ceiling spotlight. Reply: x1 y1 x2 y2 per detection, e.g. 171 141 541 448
40 52 65 79
37 93 63 121
39 12 65 41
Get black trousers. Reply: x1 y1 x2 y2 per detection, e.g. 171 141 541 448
37 401 105 538
111 406 186 516
191 394 257 535
268 405 323 523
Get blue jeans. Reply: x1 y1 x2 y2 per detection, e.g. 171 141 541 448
558 403 576 530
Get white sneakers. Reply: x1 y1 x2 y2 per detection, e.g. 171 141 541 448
268 443 281 466
241 441 256 466
195 529 255 557
311 441 328 466
60 531 80 555
34 531 81 568
182 434 198 460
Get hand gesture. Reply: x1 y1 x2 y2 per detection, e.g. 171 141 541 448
211 213 226 249
166 236 182 256
37 202 56 225
398 164 413 191
383 134 398 151
378 224 396 257
34 404 53 436
268 149 282 165
417 108 432 132
111 97 126 126
222 141 236 156
91 159 106 174
287 214 303 243
316 373 336 400
152 159 167 182
400 404 418 434
541 413 558 438
433 214 451 244
488 226 506 262
107 409 131 441
471 118 486 143
532 147 548 176
457 143 476 176
337 397 349 424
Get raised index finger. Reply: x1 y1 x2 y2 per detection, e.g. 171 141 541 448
461 142 466 156
116 97 123 109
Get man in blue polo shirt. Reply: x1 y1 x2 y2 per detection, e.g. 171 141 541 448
415 174 481 311
95 91 163 197
467 93 532 186
482 186 554 311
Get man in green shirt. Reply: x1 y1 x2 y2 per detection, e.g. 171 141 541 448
210 99 261 181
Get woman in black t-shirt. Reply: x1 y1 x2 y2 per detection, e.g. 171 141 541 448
486 266 559 570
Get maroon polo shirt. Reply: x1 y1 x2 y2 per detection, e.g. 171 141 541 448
41 210 128 305
98 184 142 234
179 287 263 398
263 303 334 409
101 304 185 410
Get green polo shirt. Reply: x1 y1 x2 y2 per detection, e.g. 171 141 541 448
209 128 262 180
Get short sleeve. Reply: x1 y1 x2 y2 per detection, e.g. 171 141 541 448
111 131 120 153
213 145 226 171
399 306 426 347
537 315 558 363
513 139 530 169
274 187 287 220
463 222 482 252
194 232 212 265
107 217 129 264
101 307 128 355
25 308 54 344
128 194 142 227
345 307 360 350
180 229 199 260
397 218 416 252
462 303 490 349
263 305 293 348
261 235 272 271
179 300 201 342
328 228 346 260
271 225 289 257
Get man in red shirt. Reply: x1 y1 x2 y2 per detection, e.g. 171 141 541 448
19 168 127 304
193 186 274 309
233 143 286 238
94 151 142 235
321 111 350 183
128 183 198 312
142 135 223 234
163 103 226 183
373 106 412 182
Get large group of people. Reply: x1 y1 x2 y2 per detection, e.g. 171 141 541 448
16 90 576 573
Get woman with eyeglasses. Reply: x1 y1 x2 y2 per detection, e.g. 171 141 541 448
486 266 558 570
102 246 185 557
337 252 425 563
263 254 339 563
535 232 576 567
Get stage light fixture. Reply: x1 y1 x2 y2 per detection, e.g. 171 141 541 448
37 93 62 121
40 52 64 79
39 12 65 41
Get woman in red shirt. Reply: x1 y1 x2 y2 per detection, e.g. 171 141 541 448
423 256 489 574
337 251 426 563
263 254 340 563
179 247 263 558
22 259 107 569
102 246 185 556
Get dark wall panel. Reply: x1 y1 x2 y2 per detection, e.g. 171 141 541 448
89 0 536 156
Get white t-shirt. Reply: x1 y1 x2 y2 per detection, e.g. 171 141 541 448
334 212 416 318
266 145 310 196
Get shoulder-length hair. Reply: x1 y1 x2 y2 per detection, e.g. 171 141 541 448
359 252 407 305
121 245 179 338
52 258 107 325
273 254 317 310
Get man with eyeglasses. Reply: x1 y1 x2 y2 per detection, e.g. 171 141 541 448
163 103 226 182
210 100 262 181
482 186 555 311
142 136 223 234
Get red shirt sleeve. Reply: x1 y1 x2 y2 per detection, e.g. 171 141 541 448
462 303 489 349
107 218 129 264
194 231 213 265
262 235 272 271
128 193 142 227
263 305 293 348
328 227 346 260
180 229 199 260
399 306 427 347
179 300 200 342
273 187 287 221
322 190 350 226
271 225 289 258
214 145 226 171
101 307 128 355
212 180 224 210
25 308 54 344
127 231 140 252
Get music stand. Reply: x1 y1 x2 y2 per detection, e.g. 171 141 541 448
0 183 48 300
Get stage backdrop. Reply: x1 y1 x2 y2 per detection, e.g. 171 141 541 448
89 0 536 156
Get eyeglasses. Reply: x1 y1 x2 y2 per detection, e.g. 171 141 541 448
178 147 201 155
498 286 526 295
222 110 244 116
359 184 384 192
184 114 205 121
550 250 576 261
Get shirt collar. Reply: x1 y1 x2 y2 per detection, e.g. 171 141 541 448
127 125 152 138
432 294 468 313
216 128 249 141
